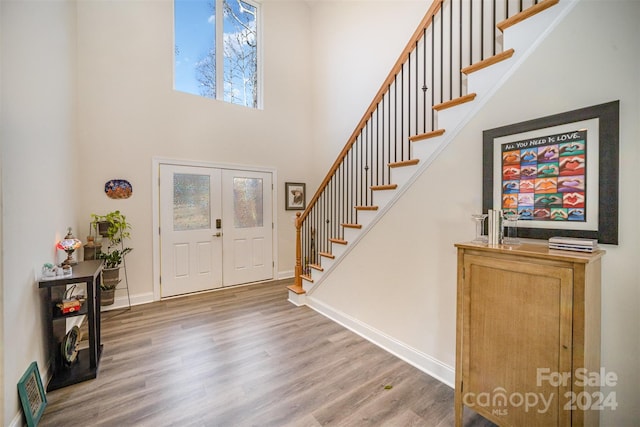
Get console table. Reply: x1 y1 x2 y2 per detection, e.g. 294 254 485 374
454 242 604 426
38 260 103 391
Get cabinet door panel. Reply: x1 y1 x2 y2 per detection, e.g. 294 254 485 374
462 255 573 426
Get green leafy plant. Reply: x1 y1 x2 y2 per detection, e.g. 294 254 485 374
99 248 133 270
91 210 132 269
90 210 131 246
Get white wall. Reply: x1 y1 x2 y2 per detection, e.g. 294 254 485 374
75 0 313 301
310 1 640 425
308 1 429 185
1 1 78 424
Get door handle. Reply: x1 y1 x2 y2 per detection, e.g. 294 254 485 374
213 232 223 237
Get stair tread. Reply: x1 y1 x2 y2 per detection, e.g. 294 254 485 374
409 129 445 142
354 206 379 211
319 252 335 259
287 284 306 295
497 0 559 32
329 238 348 245
433 93 477 111
389 159 419 168
462 49 515 75
300 274 314 283
341 223 362 229
371 184 398 191
309 263 323 271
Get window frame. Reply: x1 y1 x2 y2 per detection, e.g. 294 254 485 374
173 0 263 109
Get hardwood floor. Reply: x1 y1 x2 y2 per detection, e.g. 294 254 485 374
41 279 494 426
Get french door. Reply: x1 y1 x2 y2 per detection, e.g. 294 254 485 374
159 164 273 298
221 169 273 286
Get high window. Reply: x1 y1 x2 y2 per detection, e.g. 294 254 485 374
174 0 260 108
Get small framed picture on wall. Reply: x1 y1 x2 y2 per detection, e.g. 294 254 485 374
285 182 306 210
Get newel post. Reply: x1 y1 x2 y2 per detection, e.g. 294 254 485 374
294 212 302 289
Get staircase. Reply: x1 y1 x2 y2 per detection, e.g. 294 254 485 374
289 0 577 305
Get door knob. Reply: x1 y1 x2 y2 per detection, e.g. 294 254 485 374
214 232 222 237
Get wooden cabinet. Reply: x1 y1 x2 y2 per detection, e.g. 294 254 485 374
38 260 103 391
454 242 603 427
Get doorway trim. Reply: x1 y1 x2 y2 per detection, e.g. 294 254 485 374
151 157 279 301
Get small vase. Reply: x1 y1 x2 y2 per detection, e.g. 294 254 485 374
503 213 521 245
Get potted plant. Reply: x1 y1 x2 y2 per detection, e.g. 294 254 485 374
91 210 131 244
90 210 132 306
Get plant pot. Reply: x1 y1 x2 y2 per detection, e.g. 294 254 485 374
102 267 121 288
101 287 116 306
97 221 110 238
101 267 121 305
83 240 102 261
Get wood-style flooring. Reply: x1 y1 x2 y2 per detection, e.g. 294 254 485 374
41 279 494 426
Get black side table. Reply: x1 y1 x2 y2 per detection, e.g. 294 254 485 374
38 260 103 391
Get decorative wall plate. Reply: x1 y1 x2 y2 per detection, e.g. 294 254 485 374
105 179 133 199
61 326 80 365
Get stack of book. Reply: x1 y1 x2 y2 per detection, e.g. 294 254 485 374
548 236 599 252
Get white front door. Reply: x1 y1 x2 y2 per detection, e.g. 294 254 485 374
159 164 274 298
160 165 223 297
222 169 273 286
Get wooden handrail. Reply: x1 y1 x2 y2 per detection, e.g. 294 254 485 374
297 0 444 226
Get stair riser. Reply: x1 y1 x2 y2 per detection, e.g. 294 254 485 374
355 209 378 227
309 267 322 282
390 164 420 188
343 227 361 243
436 100 476 132
319 256 336 271
287 290 306 306
330 243 348 258
466 58 514 98
371 189 396 209
412 139 442 163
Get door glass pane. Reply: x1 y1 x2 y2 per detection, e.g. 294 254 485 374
233 177 263 228
173 173 211 231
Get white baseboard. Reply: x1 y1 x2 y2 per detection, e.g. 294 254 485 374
9 411 22 427
278 270 294 280
100 291 154 312
307 297 455 388
102 276 293 311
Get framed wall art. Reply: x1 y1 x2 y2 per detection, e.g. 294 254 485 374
17 362 47 427
285 182 306 210
482 100 619 244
